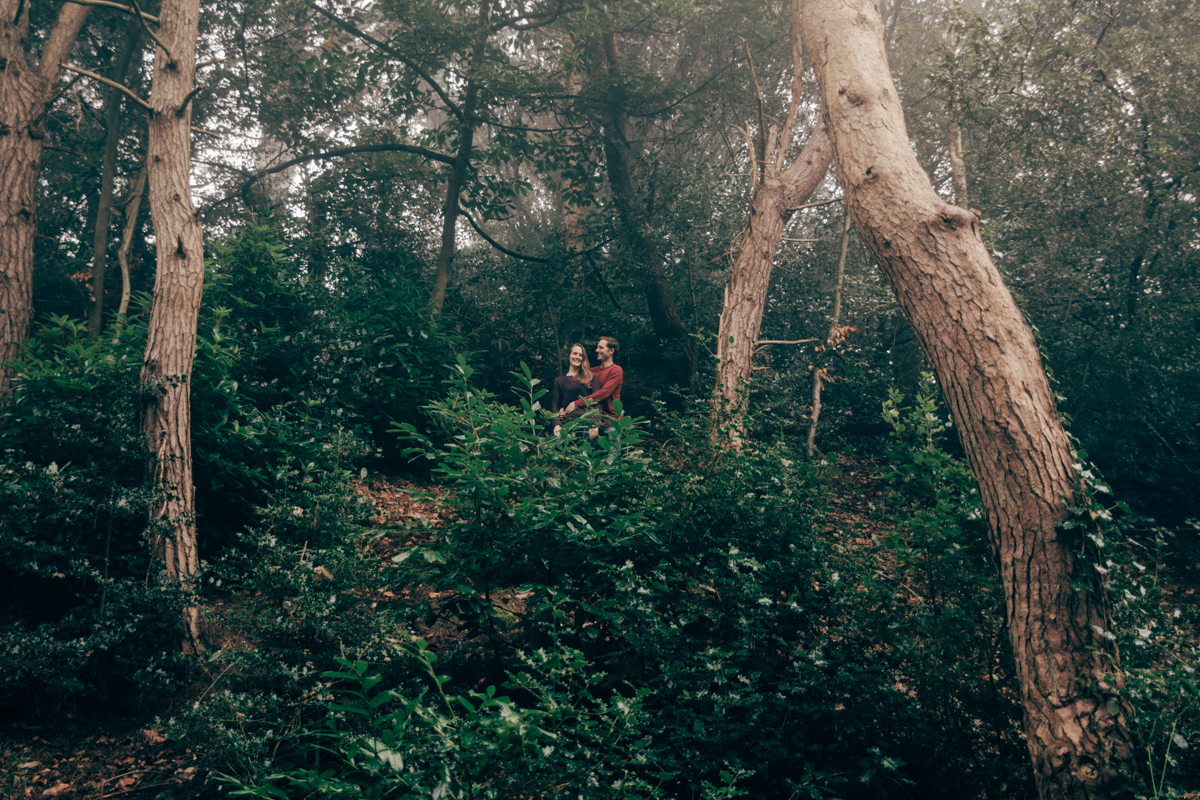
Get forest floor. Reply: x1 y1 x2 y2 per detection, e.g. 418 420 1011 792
2 453 1195 799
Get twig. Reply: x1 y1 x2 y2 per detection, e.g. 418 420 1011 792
757 338 818 346
101 781 177 798
786 197 841 211
60 64 152 111
190 126 220 138
45 143 89 157
781 237 818 242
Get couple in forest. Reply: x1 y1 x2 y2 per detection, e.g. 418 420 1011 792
550 336 623 456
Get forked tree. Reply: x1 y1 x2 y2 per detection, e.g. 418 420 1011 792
0 0 91 395
140 0 205 650
800 0 1144 796
711 0 832 445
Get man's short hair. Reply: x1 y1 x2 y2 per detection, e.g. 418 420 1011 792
599 335 620 353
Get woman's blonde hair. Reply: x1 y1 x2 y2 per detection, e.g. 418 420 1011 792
568 343 594 388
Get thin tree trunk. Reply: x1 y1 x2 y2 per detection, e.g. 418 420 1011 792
806 213 851 457
801 0 1145 796
0 0 91 395
944 10 968 208
140 0 204 651
115 162 147 323
430 0 491 315
712 0 832 443
596 28 693 381
87 26 141 340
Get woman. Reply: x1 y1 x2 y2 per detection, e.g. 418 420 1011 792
551 343 595 439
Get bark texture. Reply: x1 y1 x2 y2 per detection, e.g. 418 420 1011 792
0 0 91 394
140 0 204 648
801 0 1143 796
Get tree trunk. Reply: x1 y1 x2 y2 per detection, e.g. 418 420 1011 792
806 213 851 457
596 28 693 381
430 0 491 315
801 1 1144 796
712 0 832 441
115 162 147 324
712 122 831 433
944 10 968 208
87 26 141 340
0 0 91 395
140 0 204 650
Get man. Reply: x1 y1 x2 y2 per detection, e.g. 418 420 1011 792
562 336 623 456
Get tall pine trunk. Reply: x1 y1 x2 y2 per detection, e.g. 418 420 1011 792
801 0 1144 795
0 1 90 394
140 0 204 650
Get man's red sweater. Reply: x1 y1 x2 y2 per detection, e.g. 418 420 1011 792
584 363 623 424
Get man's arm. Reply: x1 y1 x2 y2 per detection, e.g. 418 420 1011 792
582 366 622 405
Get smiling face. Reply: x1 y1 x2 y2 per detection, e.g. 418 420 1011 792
595 340 613 363
569 345 585 368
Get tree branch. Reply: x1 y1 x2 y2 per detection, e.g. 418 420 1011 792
128 0 172 64
309 2 464 122
61 0 158 23
232 143 453 199
460 208 618 264
61 64 153 111
460 211 551 263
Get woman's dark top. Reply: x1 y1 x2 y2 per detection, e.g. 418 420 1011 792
551 375 590 421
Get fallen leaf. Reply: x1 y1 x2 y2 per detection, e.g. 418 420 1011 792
41 783 70 797
139 729 165 745
17 762 40 770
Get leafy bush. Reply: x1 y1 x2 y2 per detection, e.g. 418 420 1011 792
378 362 970 798
219 642 672 800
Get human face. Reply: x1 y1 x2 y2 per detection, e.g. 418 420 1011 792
595 340 613 363
569 345 585 368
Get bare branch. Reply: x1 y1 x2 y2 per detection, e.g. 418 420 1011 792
128 0 173 64
176 84 202 116
61 0 158 24
61 64 153 111
461 207 617 263
756 339 818 346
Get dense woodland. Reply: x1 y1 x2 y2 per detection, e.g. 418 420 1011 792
1 0 1198 798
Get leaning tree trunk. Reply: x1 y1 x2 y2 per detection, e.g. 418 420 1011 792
0 0 91 395
712 121 831 434
801 0 1144 797
140 0 205 650
712 0 832 443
